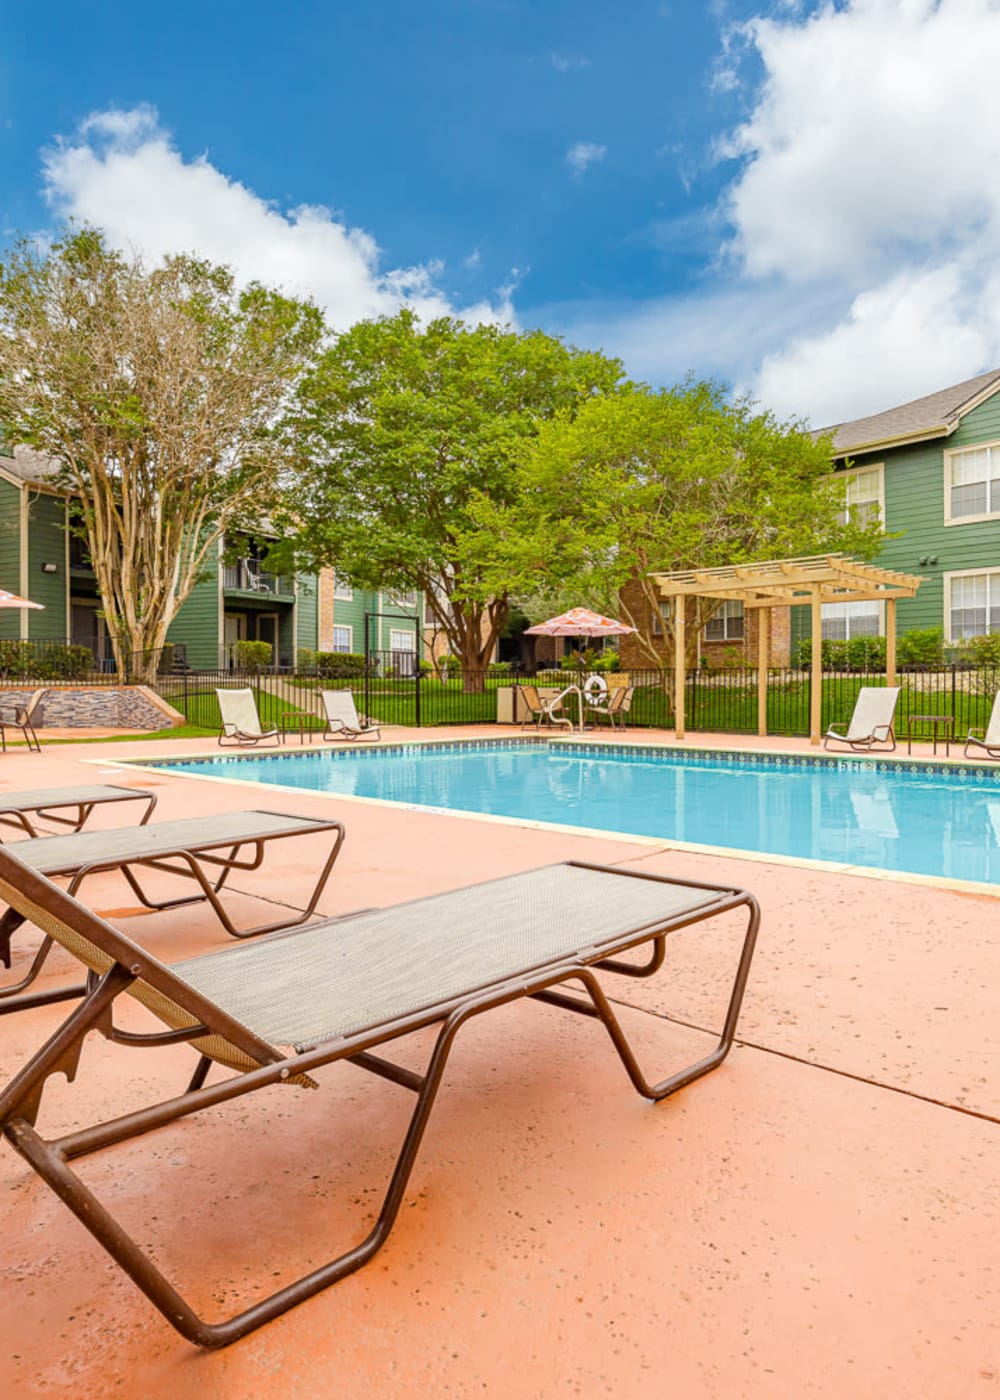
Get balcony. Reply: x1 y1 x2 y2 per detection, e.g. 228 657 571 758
222 559 294 599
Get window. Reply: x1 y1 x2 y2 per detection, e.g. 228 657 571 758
332 625 352 653
704 600 744 642
836 465 883 527
390 628 416 652
388 589 417 609
945 570 1000 640
945 442 1000 523
651 602 670 635
333 576 353 602
821 601 881 640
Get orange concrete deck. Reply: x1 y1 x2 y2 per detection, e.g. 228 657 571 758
1 726 998 1398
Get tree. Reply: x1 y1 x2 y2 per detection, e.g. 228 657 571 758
0 229 323 680
466 380 885 670
281 310 623 690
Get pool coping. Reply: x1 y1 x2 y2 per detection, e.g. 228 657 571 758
97 735 1000 901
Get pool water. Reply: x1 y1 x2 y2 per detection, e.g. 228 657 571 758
146 741 1000 885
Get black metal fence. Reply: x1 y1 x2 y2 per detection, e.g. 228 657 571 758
4 639 1000 738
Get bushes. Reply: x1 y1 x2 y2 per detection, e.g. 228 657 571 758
232 639 272 670
793 628 945 672
792 636 886 671
314 651 369 679
955 633 1000 668
0 640 94 680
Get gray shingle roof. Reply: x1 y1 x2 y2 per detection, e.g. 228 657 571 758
820 368 1000 456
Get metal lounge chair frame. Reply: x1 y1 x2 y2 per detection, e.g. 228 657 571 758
0 783 157 838
319 689 381 741
592 683 634 732
0 691 43 752
822 685 900 752
0 809 345 1014
216 688 280 748
964 691 1000 759
0 851 758 1350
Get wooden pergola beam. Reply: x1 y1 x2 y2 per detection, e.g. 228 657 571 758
646 553 925 744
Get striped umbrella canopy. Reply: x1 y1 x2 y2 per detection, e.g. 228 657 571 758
524 606 635 636
0 589 43 610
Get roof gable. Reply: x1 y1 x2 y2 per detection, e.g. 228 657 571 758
820 368 1000 457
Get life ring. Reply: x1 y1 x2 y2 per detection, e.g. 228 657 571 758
583 675 608 705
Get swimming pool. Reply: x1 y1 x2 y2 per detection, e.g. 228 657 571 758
140 739 1000 886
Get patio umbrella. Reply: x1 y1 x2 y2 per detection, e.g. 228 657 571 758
0 589 43 610
523 606 635 638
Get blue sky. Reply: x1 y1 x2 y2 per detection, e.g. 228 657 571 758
3 1 1000 426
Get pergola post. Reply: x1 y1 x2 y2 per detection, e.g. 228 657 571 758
885 596 897 686
757 609 769 738
674 601 686 739
810 586 823 746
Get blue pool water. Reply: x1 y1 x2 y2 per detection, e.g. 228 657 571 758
145 741 1000 885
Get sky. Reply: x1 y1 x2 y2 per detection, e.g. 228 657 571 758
2 0 1000 429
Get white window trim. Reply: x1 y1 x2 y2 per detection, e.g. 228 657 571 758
333 576 353 601
331 623 353 653
703 599 745 643
389 627 417 652
942 566 1000 643
837 462 885 527
944 438 1000 526
820 599 885 641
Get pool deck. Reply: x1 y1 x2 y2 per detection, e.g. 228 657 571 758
1 724 998 1397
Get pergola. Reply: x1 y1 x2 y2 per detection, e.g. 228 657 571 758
650 554 925 745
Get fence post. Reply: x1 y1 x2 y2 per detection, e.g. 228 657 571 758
414 654 422 727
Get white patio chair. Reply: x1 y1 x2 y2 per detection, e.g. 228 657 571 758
964 692 1000 759
216 688 280 747
823 686 900 752
320 689 381 741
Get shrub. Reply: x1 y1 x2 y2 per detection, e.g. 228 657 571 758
896 627 944 669
956 633 1000 668
296 647 318 673
793 636 884 671
314 651 369 679
0 640 95 680
233 639 272 670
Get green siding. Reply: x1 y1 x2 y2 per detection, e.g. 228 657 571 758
25 493 68 638
169 573 219 668
0 477 22 640
294 572 318 654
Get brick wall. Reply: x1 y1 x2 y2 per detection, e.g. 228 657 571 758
617 581 793 667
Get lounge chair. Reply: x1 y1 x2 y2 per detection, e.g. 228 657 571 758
0 849 759 1348
519 684 576 730
964 692 1000 759
0 809 345 1013
0 691 42 752
320 689 381 741
822 686 900 752
216 688 280 748
0 783 156 838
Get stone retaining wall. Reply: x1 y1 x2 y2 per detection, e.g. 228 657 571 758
0 686 183 731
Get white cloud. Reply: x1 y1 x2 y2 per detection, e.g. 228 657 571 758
41 107 514 331
551 53 590 72
566 141 607 176
713 0 1000 423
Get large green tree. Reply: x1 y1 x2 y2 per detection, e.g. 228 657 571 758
0 229 323 680
466 380 885 667
281 310 623 688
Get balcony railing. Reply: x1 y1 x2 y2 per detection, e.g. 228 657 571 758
222 559 294 597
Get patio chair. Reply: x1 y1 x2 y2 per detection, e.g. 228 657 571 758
320 689 381 741
822 686 900 752
964 691 1000 759
598 683 634 732
0 691 43 753
216 688 279 748
0 808 345 1013
0 848 759 1348
0 783 156 838
519 684 575 730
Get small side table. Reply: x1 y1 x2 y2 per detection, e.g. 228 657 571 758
280 711 322 746
906 713 953 756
